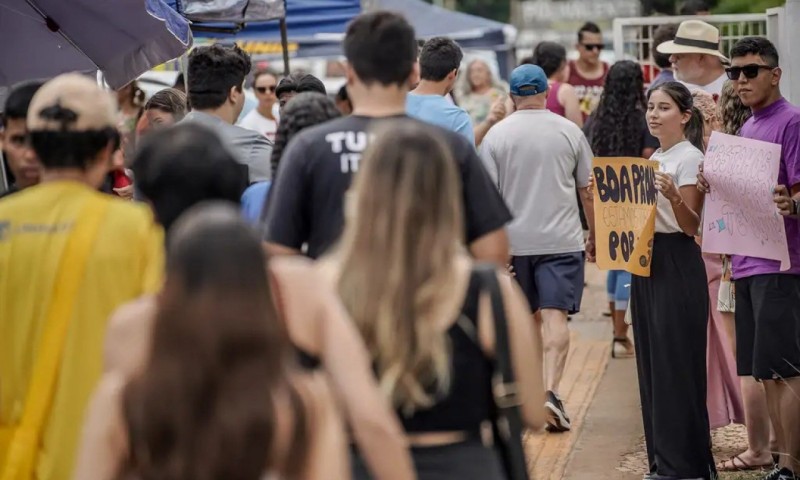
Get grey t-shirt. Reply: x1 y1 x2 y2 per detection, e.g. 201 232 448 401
183 111 273 183
479 109 592 256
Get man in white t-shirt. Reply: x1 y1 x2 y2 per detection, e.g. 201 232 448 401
657 20 729 98
239 70 279 142
480 64 596 434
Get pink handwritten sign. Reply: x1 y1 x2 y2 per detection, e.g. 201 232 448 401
701 131 789 270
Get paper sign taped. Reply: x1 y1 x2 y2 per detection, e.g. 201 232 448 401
701 132 789 271
593 157 660 277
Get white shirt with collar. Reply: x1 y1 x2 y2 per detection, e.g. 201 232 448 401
681 72 727 98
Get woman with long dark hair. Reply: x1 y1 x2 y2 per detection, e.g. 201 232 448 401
74 204 348 480
326 120 546 479
633 81 715 479
584 60 659 358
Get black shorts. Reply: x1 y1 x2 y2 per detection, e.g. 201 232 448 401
735 274 800 380
511 252 585 314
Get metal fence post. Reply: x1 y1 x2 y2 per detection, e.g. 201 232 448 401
779 0 800 104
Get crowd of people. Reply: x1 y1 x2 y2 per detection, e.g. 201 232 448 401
0 6 798 480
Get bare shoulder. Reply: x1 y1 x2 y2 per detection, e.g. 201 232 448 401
104 295 157 375
107 295 156 335
93 371 128 408
560 82 578 94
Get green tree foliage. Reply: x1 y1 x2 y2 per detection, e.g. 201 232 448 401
713 0 785 13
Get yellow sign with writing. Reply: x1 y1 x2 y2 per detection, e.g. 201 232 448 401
235 40 299 55
592 157 659 277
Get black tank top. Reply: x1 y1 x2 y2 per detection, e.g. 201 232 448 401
399 269 492 435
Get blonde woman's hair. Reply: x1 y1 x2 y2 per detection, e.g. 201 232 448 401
336 120 464 415
719 80 752 136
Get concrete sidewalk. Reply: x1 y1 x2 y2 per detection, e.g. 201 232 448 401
527 264 762 480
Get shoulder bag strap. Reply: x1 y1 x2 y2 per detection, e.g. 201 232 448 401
475 264 530 480
1 198 110 480
475 265 518 405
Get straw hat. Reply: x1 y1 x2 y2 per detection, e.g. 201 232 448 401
656 20 729 63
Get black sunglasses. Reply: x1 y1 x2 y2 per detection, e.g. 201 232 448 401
581 43 604 51
725 64 776 80
255 86 277 93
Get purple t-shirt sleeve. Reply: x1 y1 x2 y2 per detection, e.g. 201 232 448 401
784 118 800 188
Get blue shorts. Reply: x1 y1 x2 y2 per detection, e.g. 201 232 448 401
606 270 632 311
511 253 585 314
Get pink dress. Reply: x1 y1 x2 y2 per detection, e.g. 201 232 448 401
703 253 745 429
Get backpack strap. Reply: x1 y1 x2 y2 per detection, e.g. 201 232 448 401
1 198 110 480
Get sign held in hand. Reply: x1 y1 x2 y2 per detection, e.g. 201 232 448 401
701 131 789 270
593 157 659 276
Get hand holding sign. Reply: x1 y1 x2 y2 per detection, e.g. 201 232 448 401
654 171 681 204
773 185 795 217
696 162 710 194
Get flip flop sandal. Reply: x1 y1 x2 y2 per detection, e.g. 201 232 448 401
716 454 773 472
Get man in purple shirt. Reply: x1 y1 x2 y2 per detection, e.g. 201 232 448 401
700 37 800 480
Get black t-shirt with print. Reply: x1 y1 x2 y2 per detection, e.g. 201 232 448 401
264 114 512 259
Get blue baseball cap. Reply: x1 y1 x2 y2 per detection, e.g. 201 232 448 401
509 64 549 97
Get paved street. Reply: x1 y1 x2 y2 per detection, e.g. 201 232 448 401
527 264 764 480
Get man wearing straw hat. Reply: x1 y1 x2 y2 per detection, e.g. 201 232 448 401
657 20 729 97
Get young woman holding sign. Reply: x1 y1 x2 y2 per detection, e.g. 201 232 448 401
632 81 716 480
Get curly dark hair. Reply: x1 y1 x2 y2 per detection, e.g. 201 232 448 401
719 80 751 136
270 92 341 178
589 60 647 157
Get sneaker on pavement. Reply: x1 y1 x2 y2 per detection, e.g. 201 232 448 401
544 390 571 432
762 467 799 480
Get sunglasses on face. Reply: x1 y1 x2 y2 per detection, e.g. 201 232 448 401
725 64 776 80
581 44 604 51
255 86 277 94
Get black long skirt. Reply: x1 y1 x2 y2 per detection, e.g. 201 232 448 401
351 439 507 480
631 232 716 480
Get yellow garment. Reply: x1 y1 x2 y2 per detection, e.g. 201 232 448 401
0 181 164 480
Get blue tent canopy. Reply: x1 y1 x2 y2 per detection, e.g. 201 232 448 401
171 0 361 42
167 0 515 76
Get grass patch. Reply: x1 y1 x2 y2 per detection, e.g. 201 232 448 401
721 470 765 480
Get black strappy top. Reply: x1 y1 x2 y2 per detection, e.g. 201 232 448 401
399 269 493 435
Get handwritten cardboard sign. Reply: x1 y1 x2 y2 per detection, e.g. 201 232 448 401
701 132 789 270
593 157 659 276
